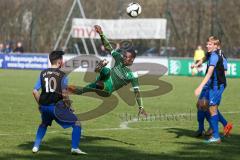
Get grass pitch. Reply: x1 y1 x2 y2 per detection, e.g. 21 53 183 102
0 69 239 160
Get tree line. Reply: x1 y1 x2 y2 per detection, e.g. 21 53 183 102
0 0 239 57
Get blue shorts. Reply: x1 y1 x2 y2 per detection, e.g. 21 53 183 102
199 85 209 100
209 85 225 106
198 84 225 106
40 101 78 129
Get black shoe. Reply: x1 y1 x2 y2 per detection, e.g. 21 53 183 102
194 130 205 137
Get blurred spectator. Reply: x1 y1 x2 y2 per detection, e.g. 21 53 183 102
3 43 13 54
194 45 205 61
0 43 4 53
192 45 205 76
14 41 24 53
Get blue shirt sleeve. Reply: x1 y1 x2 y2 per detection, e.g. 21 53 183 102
34 76 41 90
61 76 68 90
223 57 228 71
209 53 219 67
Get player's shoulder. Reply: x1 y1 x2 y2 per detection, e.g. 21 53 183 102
40 68 49 75
209 51 219 59
41 68 65 76
111 50 121 56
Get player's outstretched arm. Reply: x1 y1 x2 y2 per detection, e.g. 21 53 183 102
32 89 40 105
33 89 41 113
94 25 114 52
134 88 147 117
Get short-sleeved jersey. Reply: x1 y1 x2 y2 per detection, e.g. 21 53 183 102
206 50 227 71
219 50 228 71
110 50 139 92
206 51 226 87
34 68 68 105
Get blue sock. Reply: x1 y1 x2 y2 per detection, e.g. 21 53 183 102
197 110 205 132
205 111 212 129
34 125 47 148
72 125 81 149
210 114 219 139
218 110 227 127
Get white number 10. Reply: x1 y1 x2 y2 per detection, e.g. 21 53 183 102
44 77 57 93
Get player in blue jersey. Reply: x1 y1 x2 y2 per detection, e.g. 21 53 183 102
194 36 231 143
32 51 86 154
192 38 232 138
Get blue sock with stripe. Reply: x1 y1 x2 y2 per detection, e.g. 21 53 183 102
34 125 47 148
210 114 220 139
205 111 213 129
218 110 227 127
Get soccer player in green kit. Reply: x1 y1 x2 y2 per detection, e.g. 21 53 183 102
68 25 147 116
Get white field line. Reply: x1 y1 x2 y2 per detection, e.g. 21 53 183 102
0 111 239 136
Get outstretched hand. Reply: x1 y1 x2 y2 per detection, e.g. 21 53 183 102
94 25 103 34
138 107 148 118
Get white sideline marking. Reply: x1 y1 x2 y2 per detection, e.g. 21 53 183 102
0 111 239 136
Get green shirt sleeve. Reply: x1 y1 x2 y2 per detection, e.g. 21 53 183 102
99 33 123 63
130 72 143 107
130 73 143 107
130 72 140 88
99 33 113 52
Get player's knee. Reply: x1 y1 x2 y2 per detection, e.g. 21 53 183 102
101 67 110 75
209 105 218 116
197 99 209 111
96 80 104 90
196 101 202 110
75 121 81 127
100 67 110 80
196 101 200 109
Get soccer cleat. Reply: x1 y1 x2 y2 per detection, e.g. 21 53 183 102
194 130 205 137
223 123 233 136
32 146 39 153
71 148 87 155
204 137 221 144
95 59 109 73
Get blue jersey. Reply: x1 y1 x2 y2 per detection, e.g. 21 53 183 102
206 51 226 87
34 75 68 90
223 58 228 71
206 50 228 71
34 68 68 105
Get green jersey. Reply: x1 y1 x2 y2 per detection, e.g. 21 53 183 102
96 32 143 108
99 33 139 93
110 50 139 92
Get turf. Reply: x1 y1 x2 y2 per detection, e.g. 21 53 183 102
0 69 239 160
